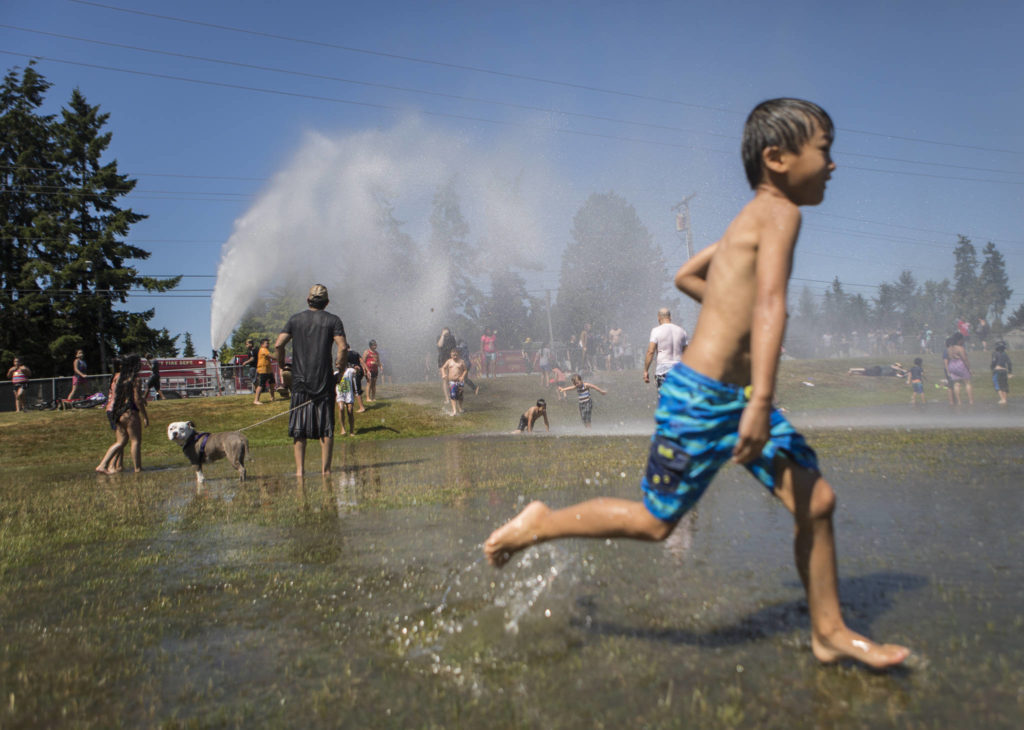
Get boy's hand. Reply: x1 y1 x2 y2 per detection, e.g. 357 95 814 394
733 401 771 464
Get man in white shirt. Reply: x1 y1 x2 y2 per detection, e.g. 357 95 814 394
644 307 688 388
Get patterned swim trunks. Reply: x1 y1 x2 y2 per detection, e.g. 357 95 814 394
641 363 820 522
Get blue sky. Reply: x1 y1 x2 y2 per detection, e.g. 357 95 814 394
3 0 1022 357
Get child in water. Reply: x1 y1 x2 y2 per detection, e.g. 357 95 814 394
441 348 467 416
514 399 549 433
559 374 607 428
907 358 926 406
485 98 909 670
336 365 357 436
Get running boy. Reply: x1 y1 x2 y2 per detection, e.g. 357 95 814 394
485 98 909 669
559 373 607 428
441 348 468 416
908 357 926 406
514 399 549 433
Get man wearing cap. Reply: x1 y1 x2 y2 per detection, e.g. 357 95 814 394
644 307 688 390
275 284 348 476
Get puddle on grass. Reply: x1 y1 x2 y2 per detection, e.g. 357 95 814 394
3 428 1024 727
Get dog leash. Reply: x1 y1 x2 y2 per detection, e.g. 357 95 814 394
236 392 332 433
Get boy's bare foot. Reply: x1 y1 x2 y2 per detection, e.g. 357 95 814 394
484 501 549 567
95 465 107 473
105 466 120 475
356 408 366 413
812 628 910 669
253 401 262 405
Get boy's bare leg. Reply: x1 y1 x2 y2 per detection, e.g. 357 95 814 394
484 498 672 567
774 461 909 669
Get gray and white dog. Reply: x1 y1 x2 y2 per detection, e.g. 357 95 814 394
167 420 249 484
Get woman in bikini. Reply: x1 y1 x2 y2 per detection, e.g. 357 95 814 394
96 355 149 473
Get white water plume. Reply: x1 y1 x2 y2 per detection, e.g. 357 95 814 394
210 117 561 360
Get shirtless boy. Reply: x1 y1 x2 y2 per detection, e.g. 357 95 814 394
484 98 909 670
441 348 468 416
514 399 549 433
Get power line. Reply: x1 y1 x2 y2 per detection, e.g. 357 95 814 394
4 49 1023 190
67 0 1024 156
12 23 1023 179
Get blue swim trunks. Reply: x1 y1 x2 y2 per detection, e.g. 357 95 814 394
642 363 820 522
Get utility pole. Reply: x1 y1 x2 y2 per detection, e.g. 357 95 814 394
672 194 696 259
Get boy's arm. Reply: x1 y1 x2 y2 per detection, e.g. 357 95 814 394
734 208 800 464
585 382 607 395
542 411 549 431
674 241 718 303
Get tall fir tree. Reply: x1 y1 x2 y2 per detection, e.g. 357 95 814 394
951 234 981 322
555 192 667 342
0 62 59 372
979 241 1012 321
182 332 196 358
428 178 483 334
51 88 179 372
0 64 178 375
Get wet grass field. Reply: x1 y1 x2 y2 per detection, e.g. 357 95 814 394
1 361 1022 728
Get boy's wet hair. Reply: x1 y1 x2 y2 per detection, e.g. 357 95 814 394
995 341 1007 351
914 357 923 366
742 98 834 189
536 399 546 408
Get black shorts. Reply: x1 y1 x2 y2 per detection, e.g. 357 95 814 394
147 374 161 392
288 390 335 440
258 372 275 389
517 414 529 431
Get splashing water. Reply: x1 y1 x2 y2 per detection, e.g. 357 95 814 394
209 116 562 358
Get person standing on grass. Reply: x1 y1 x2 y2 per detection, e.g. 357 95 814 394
481 328 497 378
945 332 973 405
96 354 148 474
441 348 468 416
644 307 688 390
253 338 277 404
486 98 908 670
990 341 1012 405
66 349 88 402
362 340 381 402
335 363 357 436
7 357 30 412
907 357 926 406
275 284 348 477
437 328 457 403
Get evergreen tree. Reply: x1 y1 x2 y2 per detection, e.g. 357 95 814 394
50 88 179 372
182 332 196 357
0 62 59 372
0 64 179 375
555 192 667 341
979 241 1012 321
428 178 483 332
481 267 534 348
952 235 981 321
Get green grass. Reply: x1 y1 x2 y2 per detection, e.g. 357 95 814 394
1 356 1020 727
